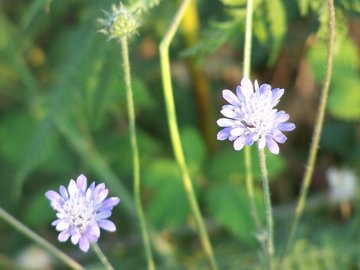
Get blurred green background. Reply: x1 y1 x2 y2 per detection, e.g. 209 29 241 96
0 0 359 269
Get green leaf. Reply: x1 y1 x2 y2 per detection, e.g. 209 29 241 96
143 159 189 229
321 120 356 158
0 111 36 164
24 193 54 228
20 0 50 28
181 127 207 173
220 0 247 6
207 147 286 183
264 0 287 64
205 183 263 243
307 37 360 120
329 77 360 120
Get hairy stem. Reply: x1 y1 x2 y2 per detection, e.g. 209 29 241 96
0 207 84 270
159 0 218 269
120 36 156 270
258 148 274 270
92 243 114 270
242 0 262 238
281 0 335 261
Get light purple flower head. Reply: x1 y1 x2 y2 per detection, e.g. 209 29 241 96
217 78 295 154
45 174 120 252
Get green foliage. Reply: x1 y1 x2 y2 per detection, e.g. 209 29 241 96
182 0 287 66
181 127 207 174
206 183 263 244
207 147 286 183
143 159 190 229
307 36 360 120
1 0 360 268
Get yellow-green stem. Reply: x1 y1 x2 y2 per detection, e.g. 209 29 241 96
281 0 335 262
242 0 262 237
258 148 274 270
91 243 114 270
159 0 218 269
120 36 156 270
0 207 84 270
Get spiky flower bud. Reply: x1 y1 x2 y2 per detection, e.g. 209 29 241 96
98 2 139 40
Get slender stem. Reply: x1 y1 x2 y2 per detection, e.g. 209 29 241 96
280 0 335 261
242 0 253 78
258 148 274 270
91 243 114 270
159 1 218 269
0 207 84 270
120 36 156 270
242 0 262 237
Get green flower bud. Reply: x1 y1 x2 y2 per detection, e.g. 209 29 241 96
98 2 140 40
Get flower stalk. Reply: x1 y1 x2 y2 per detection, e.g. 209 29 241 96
159 0 218 269
0 207 84 270
258 148 274 269
120 35 156 270
92 243 114 270
242 0 262 237
281 0 335 260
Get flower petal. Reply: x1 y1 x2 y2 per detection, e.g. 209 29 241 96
58 230 70 242
87 223 101 238
96 189 109 203
259 83 271 95
59 185 68 199
68 180 78 197
240 78 254 98
275 111 290 123
98 220 116 232
258 136 266 149
272 130 287 144
235 85 245 102
266 137 280 154
56 221 70 231
96 210 112 220
271 88 284 106
71 231 81 245
245 133 258 146
230 127 245 137
76 174 87 193
217 118 234 127
79 236 90 252
221 108 237 118
233 135 246 151
45 190 62 202
278 122 295 132
222 90 241 106
101 197 120 210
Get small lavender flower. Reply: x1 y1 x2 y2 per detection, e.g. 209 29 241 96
217 78 295 154
45 174 120 252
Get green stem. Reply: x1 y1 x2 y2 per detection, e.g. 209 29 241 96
280 0 335 261
120 36 156 270
159 1 218 269
242 0 262 238
91 243 114 270
0 207 84 270
258 148 274 270
242 0 253 78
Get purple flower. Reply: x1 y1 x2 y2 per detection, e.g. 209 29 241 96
45 174 120 252
217 78 295 154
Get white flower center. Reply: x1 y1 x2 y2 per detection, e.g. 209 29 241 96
62 194 95 233
238 93 276 137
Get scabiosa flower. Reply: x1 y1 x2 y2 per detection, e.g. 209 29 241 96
98 2 140 41
45 174 120 252
326 167 358 202
217 78 295 154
